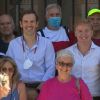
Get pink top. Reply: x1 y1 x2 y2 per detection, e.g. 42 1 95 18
37 76 92 100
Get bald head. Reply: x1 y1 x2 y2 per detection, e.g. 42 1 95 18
0 14 15 36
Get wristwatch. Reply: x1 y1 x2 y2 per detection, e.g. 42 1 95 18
35 88 40 94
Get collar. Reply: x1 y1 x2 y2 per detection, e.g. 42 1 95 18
74 41 98 49
21 34 39 52
21 33 39 43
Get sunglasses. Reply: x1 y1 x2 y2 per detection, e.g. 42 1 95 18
1 67 14 72
58 61 73 67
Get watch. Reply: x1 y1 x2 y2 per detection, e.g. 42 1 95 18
35 88 40 94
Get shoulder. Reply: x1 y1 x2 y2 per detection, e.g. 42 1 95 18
43 77 57 86
0 38 4 44
92 41 100 51
73 77 84 84
78 78 87 87
66 43 76 50
71 76 84 85
61 26 73 32
17 81 26 93
9 36 21 46
39 35 52 44
17 81 25 88
37 27 46 36
10 36 21 43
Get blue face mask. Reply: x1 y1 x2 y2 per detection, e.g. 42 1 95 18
49 17 61 28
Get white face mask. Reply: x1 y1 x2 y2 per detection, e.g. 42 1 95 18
23 58 33 69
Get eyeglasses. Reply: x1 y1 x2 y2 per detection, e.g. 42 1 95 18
1 67 14 72
58 61 73 67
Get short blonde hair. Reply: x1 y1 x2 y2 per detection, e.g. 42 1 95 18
0 56 20 82
74 19 93 30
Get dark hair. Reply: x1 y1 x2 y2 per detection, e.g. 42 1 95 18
20 10 39 22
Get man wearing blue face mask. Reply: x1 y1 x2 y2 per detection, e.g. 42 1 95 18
49 17 61 29
37 4 75 52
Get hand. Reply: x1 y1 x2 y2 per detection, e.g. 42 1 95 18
0 79 10 99
0 73 9 86
27 90 38 100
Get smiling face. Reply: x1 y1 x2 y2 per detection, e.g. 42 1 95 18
56 57 73 77
20 13 39 36
0 61 14 81
75 24 93 45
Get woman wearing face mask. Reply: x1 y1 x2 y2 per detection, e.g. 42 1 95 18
37 49 92 100
0 56 27 100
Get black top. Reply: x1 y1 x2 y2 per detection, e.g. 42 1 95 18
0 36 17 54
0 38 9 54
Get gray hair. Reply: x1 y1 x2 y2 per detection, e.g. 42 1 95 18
56 49 75 65
46 4 61 16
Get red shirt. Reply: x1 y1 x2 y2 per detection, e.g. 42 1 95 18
52 30 75 52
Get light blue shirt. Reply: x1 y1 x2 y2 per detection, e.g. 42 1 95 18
6 35 55 83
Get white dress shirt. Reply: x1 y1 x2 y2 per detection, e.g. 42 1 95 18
6 35 55 83
66 42 100 96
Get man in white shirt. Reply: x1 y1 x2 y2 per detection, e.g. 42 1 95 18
37 4 75 52
6 10 55 100
66 19 100 100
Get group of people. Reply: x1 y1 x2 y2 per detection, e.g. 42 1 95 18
0 3 100 100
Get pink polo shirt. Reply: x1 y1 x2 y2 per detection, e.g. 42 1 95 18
37 76 92 100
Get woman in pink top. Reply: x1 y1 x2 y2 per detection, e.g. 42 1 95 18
37 49 92 100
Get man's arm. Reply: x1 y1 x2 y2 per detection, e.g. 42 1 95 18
6 41 14 59
42 39 55 81
27 81 44 100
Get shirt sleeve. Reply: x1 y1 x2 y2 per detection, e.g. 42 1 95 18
37 82 47 100
6 41 14 59
42 39 55 81
79 78 92 100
